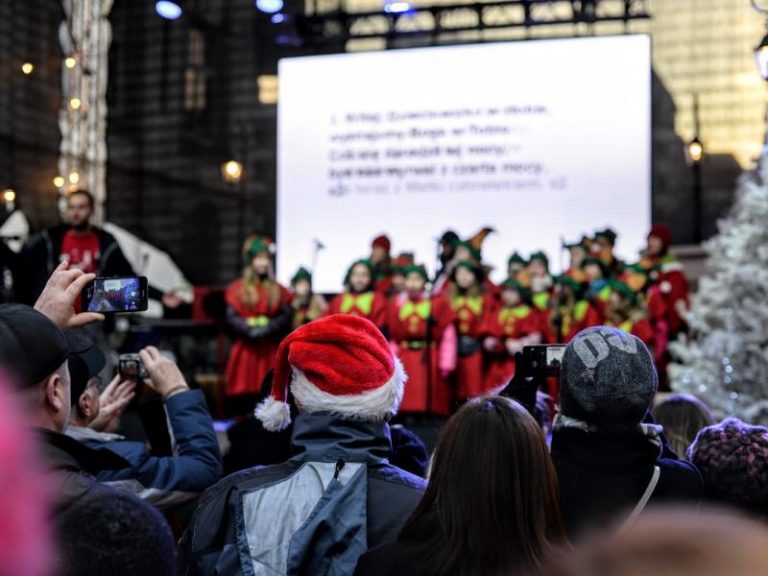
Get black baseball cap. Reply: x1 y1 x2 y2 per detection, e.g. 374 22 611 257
68 332 106 403
0 304 91 388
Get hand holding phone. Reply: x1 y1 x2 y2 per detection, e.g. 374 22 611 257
81 276 148 313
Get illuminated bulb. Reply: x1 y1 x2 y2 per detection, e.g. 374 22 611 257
21 62 34 75
688 138 704 164
68 172 80 185
53 176 65 188
65 56 77 69
69 97 82 110
221 160 244 183
2 189 16 203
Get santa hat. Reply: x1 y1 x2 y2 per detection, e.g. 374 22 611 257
255 314 407 431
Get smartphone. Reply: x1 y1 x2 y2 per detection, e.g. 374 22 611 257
82 276 148 313
520 344 566 377
118 350 176 380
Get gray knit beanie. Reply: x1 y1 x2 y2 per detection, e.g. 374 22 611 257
559 326 658 429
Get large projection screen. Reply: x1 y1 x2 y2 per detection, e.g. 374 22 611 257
277 35 651 292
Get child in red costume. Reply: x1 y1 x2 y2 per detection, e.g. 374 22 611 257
549 275 601 343
225 236 292 414
483 279 545 391
604 280 655 349
446 260 496 403
327 259 388 329
290 267 328 329
387 265 457 415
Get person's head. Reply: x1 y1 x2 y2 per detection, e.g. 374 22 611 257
558 327 657 430
528 252 550 278
371 235 391 264
453 241 479 264
242 236 274 277
66 190 94 231
440 230 459 263
554 275 584 302
566 241 589 270
647 224 672 258
255 314 406 431
582 257 609 283
452 260 481 291
0 305 75 432
501 279 527 307
405 396 566 574
542 508 768 576
607 281 638 314
507 252 527 278
346 259 373 293
592 228 617 263
291 267 312 299
687 418 768 515
59 490 177 576
652 394 714 458
621 264 650 293
68 337 107 428
403 265 428 297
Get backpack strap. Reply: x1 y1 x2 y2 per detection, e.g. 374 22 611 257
619 466 660 534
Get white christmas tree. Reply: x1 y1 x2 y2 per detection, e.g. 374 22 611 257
669 144 768 425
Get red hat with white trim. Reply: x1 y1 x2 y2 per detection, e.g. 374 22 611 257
255 314 407 431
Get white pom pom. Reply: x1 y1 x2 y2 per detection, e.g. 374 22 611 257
254 396 292 432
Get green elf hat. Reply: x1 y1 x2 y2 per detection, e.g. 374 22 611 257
291 267 312 285
610 280 639 304
581 257 611 278
392 252 416 275
563 236 590 251
403 264 429 282
453 259 484 281
456 240 482 263
507 252 527 267
594 228 618 246
501 278 531 302
344 258 374 284
553 274 584 294
243 235 275 264
528 251 550 271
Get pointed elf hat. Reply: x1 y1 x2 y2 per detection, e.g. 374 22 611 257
255 314 407 432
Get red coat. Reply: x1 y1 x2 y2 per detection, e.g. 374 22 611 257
483 304 544 390
387 294 456 415
607 317 655 350
448 291 496 400
225 279 292 397
327 291 388 328
655 265 690 335
551 300 602 343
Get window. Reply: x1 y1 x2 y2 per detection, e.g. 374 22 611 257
185 28 206 112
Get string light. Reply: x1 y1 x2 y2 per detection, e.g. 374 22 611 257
68 172 80 185
21 62 34 75
65 56 77 69
53 176 65 188
69 97 82 110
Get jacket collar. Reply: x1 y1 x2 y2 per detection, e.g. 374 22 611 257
290 413 392 464
37 427 130 474
550 426 662 474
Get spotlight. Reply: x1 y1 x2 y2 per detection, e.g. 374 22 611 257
156 1 182 20
21 62 34 75
255 0 284 14
221 160 244 184
2 189 15 203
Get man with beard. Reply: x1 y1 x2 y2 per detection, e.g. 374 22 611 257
20 190 135 304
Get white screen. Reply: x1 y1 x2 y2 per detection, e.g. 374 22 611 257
277 35 651 292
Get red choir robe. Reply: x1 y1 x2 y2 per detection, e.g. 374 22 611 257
387 293 456 415
448 291 495 401
225 279 292 397
483 304 545 391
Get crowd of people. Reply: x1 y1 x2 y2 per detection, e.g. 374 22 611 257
224 224 690 416
2 189 767 576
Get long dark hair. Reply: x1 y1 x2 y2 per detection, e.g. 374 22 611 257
402 396 567 576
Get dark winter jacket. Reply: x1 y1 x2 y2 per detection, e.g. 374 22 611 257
354 510 439 576
180 413 427 576
67 389 222 509
36 428 130 515
550 426 703 539
19 224 135 304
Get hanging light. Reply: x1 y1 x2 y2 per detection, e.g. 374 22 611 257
688 137 704 164
221 160 244 184
156 1 183 20
255 0 284 14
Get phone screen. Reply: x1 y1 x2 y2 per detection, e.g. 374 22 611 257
84 277 148 313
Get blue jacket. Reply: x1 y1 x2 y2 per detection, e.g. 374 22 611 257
180 413 427 576
67 389 222 509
